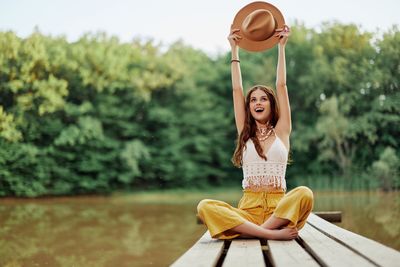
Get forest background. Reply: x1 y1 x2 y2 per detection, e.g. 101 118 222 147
0 23 399 197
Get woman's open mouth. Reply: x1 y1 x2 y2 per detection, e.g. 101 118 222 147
255 107 264 113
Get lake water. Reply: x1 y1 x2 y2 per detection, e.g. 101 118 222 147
0 190 399 267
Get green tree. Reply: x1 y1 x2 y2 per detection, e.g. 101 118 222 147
371 147 399 191
0 23 399 196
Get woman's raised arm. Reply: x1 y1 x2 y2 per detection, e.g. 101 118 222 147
274 26 292 139
228 28 245 135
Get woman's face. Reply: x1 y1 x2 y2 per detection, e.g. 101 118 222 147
249 89 271 123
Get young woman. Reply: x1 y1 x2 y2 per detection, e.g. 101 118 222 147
197 26 314 240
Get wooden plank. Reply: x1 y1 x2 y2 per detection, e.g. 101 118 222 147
170 231 224 267
307 213 400 267
222 239 265 267
267 239 319 267
299 224 375 266
314 211 342 223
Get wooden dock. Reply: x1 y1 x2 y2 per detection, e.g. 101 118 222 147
171 213 400 267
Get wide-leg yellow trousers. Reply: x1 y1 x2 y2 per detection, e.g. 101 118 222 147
197 186 313 239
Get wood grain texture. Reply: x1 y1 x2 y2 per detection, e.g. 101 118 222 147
314 211 342 223
170 231 224 267
267 239 319 267
222 239 266 267
299 223 375 266
307 213 400 267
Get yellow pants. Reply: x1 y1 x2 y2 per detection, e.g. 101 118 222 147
197 186 313 239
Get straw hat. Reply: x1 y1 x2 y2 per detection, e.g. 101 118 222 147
232 1 286 52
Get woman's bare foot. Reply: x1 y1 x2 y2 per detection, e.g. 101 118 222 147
230 221 297 240
266 228 298 240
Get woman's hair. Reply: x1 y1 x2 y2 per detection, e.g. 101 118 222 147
231 85 280 167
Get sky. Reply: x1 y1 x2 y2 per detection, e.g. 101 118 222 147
0 0 399 55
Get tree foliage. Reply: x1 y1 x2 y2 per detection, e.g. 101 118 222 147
0 24 399 196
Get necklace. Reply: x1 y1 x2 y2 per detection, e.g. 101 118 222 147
257 125 274 142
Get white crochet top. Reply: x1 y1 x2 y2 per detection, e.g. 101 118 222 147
242 134 288 192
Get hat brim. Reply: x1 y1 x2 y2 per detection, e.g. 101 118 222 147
232 1 285 52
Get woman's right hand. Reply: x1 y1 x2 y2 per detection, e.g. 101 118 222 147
228 27 242 49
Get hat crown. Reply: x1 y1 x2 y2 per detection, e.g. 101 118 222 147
232 1 285 52
241 9 276 42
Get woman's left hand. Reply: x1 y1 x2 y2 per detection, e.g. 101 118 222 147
275 25 290 46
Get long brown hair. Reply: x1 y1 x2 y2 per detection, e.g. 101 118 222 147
232 85 280 167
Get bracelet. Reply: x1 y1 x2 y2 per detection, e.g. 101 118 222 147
231 59 240 63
